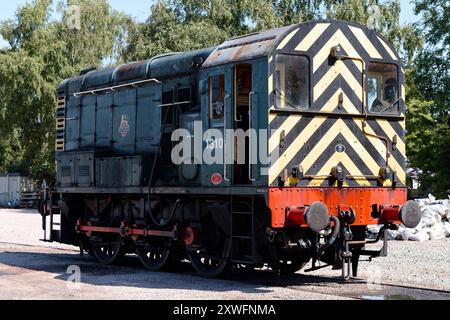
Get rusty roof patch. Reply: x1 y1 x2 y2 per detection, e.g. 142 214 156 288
202 25 293 68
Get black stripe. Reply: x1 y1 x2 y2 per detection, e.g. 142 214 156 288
280 117 336 177
345 119 386 166
365 120 406 171
339 24 373 61
305 133 374 177
282 23 320 52
304 24 338 57
386 120 406 143
365 31 396 62
274 116 315 154
313 75 362 111
270 114 288 131
312 45 363 87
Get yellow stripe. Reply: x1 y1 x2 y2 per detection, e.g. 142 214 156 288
295 23 331 52
269 117 327 185
301 120 379 182
277 29 299 50
269 115 302 154
400 118 406 130
376 120 406 158
300 121 341 173
312 29 361 73
338 121 381 173
377 36 398 61
359 121 406 184
348 26 383 59
314 60 362 102
320 89 360 114
269 111 276 125
307 152 371 187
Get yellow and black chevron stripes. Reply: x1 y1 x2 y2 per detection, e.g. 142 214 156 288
286 21 400 62
268 21 406 188
313 59 363 109
269 114 406 187
377 36 399 61
348 26 383 59
56 95 66 152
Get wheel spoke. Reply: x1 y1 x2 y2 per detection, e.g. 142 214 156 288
91 237 123 265
135 240 172 272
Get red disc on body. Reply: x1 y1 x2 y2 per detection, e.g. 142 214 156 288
211 173 223 185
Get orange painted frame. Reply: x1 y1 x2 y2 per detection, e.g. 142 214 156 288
269 187 407 228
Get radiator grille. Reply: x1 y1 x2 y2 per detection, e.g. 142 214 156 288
55 94 66 152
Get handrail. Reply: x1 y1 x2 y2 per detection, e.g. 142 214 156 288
223 95 231 182
73 78 162 97
248 91 256 182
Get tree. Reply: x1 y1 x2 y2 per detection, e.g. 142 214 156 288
406 0 450 197
124 0 418 61
0 0 130 182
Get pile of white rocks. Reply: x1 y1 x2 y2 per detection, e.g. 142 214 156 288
368 194 450 242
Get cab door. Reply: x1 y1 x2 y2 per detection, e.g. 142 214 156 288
201 67 233 187
232 60 266 187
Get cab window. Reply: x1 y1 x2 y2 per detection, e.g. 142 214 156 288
275 54 310 110
367 63 399 114
209 75 225 120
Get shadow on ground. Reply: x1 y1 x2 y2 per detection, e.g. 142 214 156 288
0 250 347 295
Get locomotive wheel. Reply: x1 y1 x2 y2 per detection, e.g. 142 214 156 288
91 236 124 265
135 245 172 272
189 249 229 279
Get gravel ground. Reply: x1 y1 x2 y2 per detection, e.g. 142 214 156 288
1 209 449 300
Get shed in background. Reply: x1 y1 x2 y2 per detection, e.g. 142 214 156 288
0 174 38 208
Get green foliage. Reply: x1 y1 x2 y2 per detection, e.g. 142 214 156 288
0 0 447 197
413 0 449 47
0 0 130 183
406 0 450 197
124 0 420 61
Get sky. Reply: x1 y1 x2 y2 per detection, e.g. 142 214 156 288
0 0 420 48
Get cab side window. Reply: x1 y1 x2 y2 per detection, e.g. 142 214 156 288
367 63 399 114
275 54 310 110
209 75 225 120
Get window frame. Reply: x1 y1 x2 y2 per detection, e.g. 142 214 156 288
366 61 401 115
209 74 226 120
273 53 311 111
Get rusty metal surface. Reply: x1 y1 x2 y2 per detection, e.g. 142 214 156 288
202 26 292 68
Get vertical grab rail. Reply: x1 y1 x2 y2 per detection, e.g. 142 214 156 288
224 94 231 182
248 91 256 182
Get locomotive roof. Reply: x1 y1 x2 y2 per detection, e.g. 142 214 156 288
61 20 401 93
61 47 216 93
202 19 401 68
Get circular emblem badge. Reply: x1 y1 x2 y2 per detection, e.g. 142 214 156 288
211 173 223 186
119 115 130 138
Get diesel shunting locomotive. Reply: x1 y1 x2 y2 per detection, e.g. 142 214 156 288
40 20 422 279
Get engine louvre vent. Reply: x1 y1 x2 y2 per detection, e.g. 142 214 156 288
61 166 72 177
79 165 90 177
